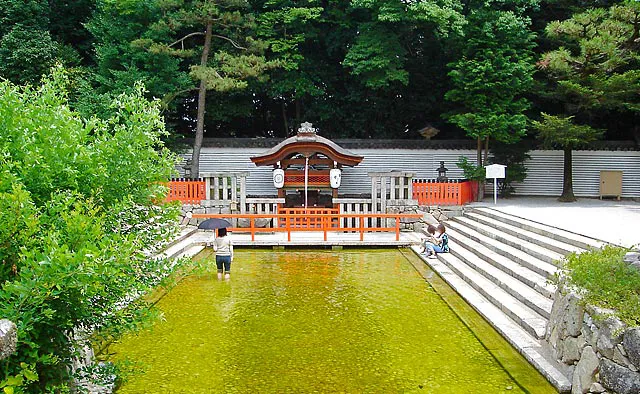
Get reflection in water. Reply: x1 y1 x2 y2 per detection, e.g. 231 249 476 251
109 249 549 393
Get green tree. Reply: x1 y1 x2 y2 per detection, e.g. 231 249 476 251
256 2 322 135
538 3 640 122
131 0 275 178
0 0 94 84
81 1 190 120
0 70 181 391
445 8 536 169
532 113 603 201
536 1 640 200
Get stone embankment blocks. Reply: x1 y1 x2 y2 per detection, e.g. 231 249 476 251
422 206 607 392
0 319 17 360
547 290 640 394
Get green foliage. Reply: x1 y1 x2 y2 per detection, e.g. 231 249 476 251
0 0 93 85
456 156 485 181
562 246 640 326
0 70 182 391
0 68 176 206
81 0 191 119
532 113 603 149
538 1 640 125
445 8 535 149
0 26 60 84
0 362 39 394
346 0 464 89
342 24 409 89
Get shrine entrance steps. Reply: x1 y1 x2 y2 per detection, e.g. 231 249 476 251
415 206 606 393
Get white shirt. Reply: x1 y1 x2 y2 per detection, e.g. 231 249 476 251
213 236 233 260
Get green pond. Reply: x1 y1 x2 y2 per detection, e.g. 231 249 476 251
108 249 556 393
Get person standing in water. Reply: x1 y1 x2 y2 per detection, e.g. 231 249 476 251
213 227 233 279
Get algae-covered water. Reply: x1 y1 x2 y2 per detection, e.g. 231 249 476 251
108 249 556 393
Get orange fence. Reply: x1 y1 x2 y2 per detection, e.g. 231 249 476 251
412 180 478 206
166 179 206 204
277 207 339 228
192 213 423 241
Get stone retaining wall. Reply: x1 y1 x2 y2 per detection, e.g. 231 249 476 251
179 204 233 227
178 201 462 230
546 289 640 394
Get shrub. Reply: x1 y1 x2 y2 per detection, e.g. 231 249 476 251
0 69 181 392
562 245 640 327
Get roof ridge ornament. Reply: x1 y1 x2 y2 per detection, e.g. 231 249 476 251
297 122 317 140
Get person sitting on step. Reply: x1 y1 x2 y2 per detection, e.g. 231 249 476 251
420 224 437 255
422 223 449 259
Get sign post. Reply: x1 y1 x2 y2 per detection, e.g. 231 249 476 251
485 164 506 205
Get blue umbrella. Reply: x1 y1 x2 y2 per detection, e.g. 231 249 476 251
198 218 231 230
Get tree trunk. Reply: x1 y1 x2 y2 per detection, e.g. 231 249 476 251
559 147 577 202
295 97 301 127
476 136 485 201
483 136 489 165
190 21 213 179
281 101 289 137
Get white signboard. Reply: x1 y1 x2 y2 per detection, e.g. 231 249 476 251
485 164 506 179
485 164 506 205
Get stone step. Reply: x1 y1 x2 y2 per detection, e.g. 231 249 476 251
437 252 548 339
159 230 210 260
463 211 585 256
164 226 199 250
412 246 571 393
447 239 554 316
451 216 565 265
469 207 606 250
439 228 555 299
446 221 560 278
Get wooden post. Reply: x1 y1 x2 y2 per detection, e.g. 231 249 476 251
371 176 378 214
360 216 364 241
213 177 219 200
323 215 327 241
380 176 387 227
222 176 229 201
231 175 237 207
250 217 255 241
390 177 396 200
395 215 400 241
240 175 247 214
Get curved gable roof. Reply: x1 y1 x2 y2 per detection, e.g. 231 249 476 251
250 123 363 167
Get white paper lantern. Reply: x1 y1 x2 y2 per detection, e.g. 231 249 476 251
273 168 285 188
330 168 342 188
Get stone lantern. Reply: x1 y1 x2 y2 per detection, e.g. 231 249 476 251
436 161 448 182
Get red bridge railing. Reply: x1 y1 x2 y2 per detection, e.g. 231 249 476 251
165 178 206 204
412 180 478 206
192 212 423 241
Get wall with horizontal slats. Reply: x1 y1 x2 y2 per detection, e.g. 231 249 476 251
181 147 640 198
512 150 640 198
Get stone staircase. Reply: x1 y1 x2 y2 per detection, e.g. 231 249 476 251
415 206 606 393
